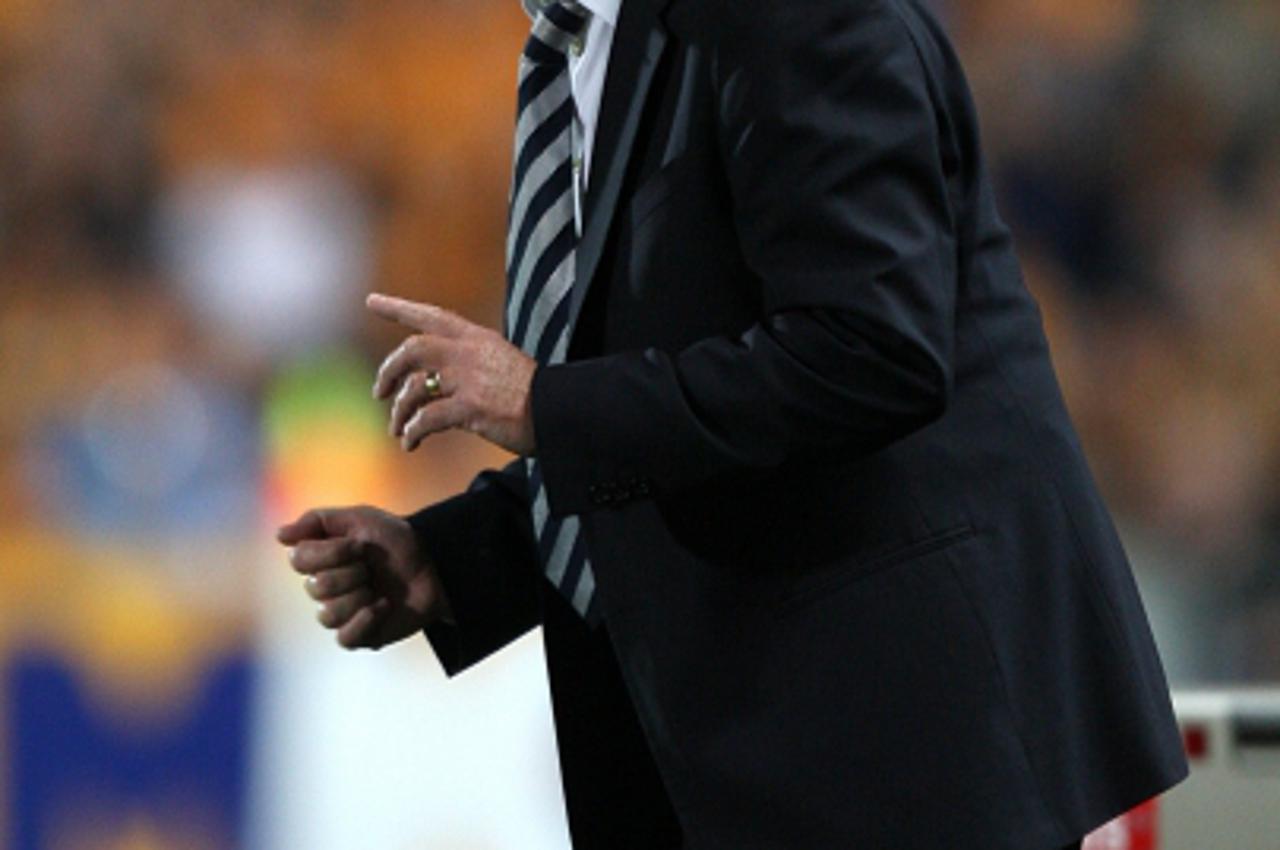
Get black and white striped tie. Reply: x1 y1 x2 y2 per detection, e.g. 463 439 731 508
505 0 598 622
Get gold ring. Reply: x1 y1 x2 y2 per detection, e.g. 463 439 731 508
423 370 444 399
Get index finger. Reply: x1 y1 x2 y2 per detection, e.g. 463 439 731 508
276 508 352 545
366 294 467 339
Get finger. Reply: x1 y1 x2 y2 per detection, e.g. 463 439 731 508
276 509 327 545
390 370 454 437
373 335 449 400
402 397 468 451
290 537 366 574
367 293 469 339
276 507 355 545
304 564 370 601
336 601 385 650
317 587 374 629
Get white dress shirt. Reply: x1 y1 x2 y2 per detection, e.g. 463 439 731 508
567 0 621 227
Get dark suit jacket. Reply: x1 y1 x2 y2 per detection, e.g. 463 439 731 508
409 0 1189 847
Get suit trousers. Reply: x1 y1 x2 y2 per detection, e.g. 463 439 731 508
542 585 685 849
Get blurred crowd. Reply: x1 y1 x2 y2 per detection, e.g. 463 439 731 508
950 0 1280 679
1 0 1277 680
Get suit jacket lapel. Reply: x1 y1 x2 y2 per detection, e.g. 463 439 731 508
569 0 672 336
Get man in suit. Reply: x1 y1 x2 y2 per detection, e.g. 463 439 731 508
276 0 1189 846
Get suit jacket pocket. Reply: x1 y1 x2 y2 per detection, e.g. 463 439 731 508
775 524 977 616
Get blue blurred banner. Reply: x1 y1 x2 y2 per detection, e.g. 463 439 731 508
6 650 253 850
0 528 258 850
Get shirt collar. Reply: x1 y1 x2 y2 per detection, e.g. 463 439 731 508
577 0 620 27
522 0 620 27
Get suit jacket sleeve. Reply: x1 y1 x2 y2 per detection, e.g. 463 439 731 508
533 0 960 517
406 459 542 676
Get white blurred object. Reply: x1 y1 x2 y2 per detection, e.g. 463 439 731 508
1084 688 1280 849
157 164 371 358
1160 690 1280 850
249 547 571 850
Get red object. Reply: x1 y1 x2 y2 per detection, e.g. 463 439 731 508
1082 798 1159 850
1182 725 1208 759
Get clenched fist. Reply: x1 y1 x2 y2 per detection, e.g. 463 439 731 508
276 505 452 650
368 293 538 456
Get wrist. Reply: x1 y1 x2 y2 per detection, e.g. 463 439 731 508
516 356 539 456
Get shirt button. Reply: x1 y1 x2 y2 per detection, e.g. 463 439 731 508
570 36 585 57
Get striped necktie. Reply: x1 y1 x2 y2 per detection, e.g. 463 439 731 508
505 0 598 622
